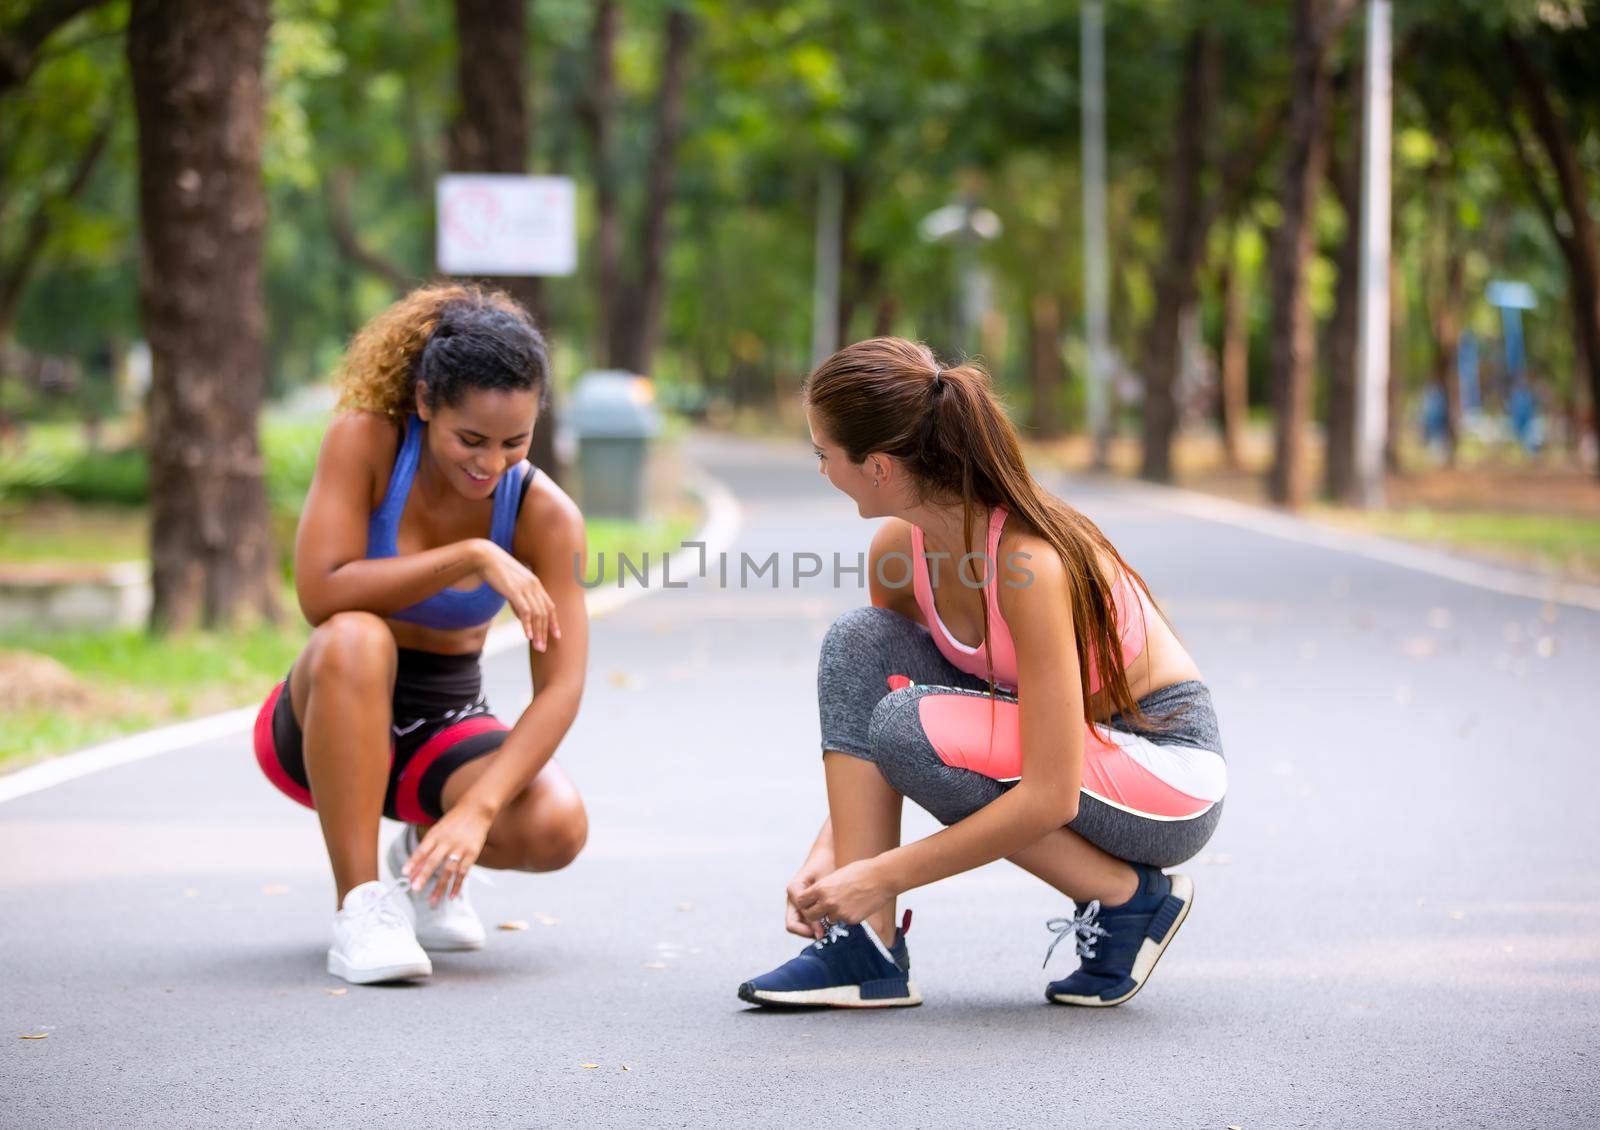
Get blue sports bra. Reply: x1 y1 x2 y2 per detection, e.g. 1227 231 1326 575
366 413 531 631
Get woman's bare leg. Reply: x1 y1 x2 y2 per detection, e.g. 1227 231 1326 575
438 758 588 872
823 751 903 939
1008 825 1139 906
291 612 397 907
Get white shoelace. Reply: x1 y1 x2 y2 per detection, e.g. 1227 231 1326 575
1043 901 1111 967
348 878 414 932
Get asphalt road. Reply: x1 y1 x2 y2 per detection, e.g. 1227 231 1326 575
4 431 1597 1127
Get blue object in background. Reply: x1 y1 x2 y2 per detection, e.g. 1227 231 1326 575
1458 331 1479 412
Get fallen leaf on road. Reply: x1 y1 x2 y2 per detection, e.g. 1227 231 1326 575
581 1063 600 1069
1398 636 1437 658
498 920 530 931
643 961 667 970
325 988 347 996
261 884 290 896
20 1033 47 1040
621 1065 632 1072
1536 636 1557 659
536 914 560 927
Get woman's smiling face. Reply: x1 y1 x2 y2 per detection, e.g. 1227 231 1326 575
808 405 886 518
416 384 539 499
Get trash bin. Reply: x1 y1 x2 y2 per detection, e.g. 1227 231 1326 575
569 370 661 520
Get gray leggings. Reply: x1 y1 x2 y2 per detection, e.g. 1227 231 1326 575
818 606 1225 869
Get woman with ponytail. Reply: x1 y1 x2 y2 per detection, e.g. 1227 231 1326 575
738 337 1226 1010
252 283 590 985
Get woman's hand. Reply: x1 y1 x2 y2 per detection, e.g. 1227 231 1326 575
404 803 495 906
785 841 837 939
473 539 561 651
794 858 895 929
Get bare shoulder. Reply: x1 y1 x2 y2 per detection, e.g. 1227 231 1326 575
997 526 1068 619
321 409 400 458
313 411 402 506
869 516 915 559
515 467 585 567
868 517 918 615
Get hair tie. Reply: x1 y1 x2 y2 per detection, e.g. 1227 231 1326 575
931 365 944 392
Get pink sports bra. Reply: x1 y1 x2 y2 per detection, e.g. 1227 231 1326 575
908 506 1148 695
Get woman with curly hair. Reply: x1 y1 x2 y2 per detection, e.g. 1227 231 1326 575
738 338 1226 1010
252 283 589 985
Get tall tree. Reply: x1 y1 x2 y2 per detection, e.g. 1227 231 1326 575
1497 30 1600 478
450 0 559 477
1141 27 1220 483
583 1 694 376
127 0 278 630
1267 0 1354 507
1323 66 1363 502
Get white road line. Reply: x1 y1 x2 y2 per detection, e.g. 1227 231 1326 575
1092 475 1600 612
0 467 745 807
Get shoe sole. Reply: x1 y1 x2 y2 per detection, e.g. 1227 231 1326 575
1047 873 1194 1008
413 929 486 953
327 951 432 985
736 981 922 1009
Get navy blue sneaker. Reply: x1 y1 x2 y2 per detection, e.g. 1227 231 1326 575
1044 866 1193 1007
738 911 921 1009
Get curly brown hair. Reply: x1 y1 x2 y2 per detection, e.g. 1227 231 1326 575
334 282 542 420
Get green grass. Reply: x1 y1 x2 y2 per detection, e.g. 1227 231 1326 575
0 620 310 770
1 510 703 772
0 502 147 563
1320 506 1600 579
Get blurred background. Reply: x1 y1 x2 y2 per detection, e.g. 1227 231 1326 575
2 0 1597 765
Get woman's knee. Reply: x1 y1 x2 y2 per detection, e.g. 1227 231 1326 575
306 611 396 686
866 685 924 765
516 794 588 872
819 605 913 670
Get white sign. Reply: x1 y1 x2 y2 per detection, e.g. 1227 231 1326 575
437 174 576 277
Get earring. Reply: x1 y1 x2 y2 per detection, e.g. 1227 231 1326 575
873 477 882 487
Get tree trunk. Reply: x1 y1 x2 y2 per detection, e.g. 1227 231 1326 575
1028 292 1064 437
1141 27 1219 483
450 0 558 479
611 5 693 375
1503 34 1600 479
127 0 278 631
1267 0 1342 508
583 0 622 367
1218 228 1250 471
1324 75 1362 503
1386 251 1403 473
1426 162 1465 465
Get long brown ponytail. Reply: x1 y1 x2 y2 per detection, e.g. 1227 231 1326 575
804 336 1155 727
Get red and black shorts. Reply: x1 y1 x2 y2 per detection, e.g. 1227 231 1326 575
252 648 510 825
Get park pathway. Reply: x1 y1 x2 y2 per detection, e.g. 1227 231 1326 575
4 431 1597 1127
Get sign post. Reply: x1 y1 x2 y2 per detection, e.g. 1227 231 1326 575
436 174 577 277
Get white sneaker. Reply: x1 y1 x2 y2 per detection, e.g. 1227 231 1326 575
386 825 487 952
327 879 432 984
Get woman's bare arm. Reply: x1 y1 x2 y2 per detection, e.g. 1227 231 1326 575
872 538 1085 894
292 412 491 626
447 475 590 817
